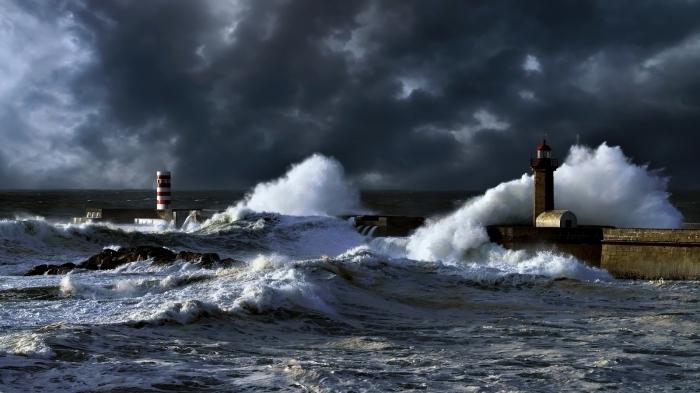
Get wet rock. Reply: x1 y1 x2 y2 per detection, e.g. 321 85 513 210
219 258 245 268
80 246 177 270
25 246 243 275
24 263 76 276
80 248 118 270
24 264 52 276
175 251 244 269
173 251 212 265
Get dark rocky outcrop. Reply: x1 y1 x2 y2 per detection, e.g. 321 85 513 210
25 263 77 276
24 246 243 276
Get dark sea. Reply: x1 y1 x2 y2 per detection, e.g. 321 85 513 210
0 189 698 392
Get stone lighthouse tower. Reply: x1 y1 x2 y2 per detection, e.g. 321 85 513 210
530 140 558 225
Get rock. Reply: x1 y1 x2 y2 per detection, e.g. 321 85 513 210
24 264 52 276
173 251 205 264
132 245 176 264
25 246 242 275
50 263 77 275
24 263 76 276
197 253 220 268
175 251 244 269
219 258 245 268
80 248 118 270
82 246 177 270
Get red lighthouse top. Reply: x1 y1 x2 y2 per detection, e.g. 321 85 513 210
537 139 551 151
531 139 557 168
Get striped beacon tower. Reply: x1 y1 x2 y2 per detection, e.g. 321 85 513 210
156 171 171 211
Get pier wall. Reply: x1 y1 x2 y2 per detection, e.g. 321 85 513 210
487 226 700 280
486 226 605 267
601 229 700 280
72 208 208 227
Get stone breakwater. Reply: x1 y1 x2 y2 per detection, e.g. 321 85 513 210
487 226 700 280
24 246 243 276
602 229 700 279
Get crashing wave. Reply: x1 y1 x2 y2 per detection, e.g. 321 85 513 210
203 154 367 227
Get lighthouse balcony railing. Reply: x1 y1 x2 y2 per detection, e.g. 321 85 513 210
530 158 559 168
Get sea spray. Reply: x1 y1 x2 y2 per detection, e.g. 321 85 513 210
555 143 682 228
404 175 531 263
206 154 365 226
402 143 679 279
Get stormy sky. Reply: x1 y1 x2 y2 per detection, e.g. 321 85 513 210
1 0 699 190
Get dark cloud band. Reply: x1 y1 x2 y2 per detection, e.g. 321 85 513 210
2 0 699 189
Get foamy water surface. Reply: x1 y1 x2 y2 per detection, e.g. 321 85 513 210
1 148 698 392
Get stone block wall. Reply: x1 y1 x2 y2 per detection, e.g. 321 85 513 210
486 226 604 266
601 229 700 280
487 226 700 279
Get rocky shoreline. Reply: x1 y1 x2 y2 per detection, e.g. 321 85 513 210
25 246 242 276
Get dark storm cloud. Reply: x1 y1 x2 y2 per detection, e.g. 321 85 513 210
3 0 700 189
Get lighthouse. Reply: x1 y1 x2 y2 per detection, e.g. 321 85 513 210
530 140 557 226
156 171 171 211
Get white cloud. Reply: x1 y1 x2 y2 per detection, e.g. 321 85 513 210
418 109 510 144
0 2 189 188
0 2 96 186
523 54 542 74
206 0 248 45
396 76 438 99
634 33 700 84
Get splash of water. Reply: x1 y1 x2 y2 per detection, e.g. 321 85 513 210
207 154 365 225
555 143 682 227
400 143 681 279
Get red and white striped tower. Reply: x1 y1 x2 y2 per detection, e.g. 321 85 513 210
156 171 171 210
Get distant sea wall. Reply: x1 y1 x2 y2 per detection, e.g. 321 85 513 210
487 226 700 280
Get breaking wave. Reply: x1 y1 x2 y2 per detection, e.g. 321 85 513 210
391 143 681 276
206 154 366 226
0 218 187 275
4 144 679 281
0 144 695 392
0 332 55 359
556 144 682 228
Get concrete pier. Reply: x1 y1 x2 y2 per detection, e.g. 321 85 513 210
486 226 606 267
601 229 700 280
72 208 211 228
487 226 700 280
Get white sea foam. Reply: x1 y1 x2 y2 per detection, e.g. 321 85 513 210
0 218 62 242
0 332 54 358
480 246 611 280
206 154 365 226
555 143 682 228
249 253 292 272
263 215 366 257
59 272 214 300
232 259 337 316
144 299 224 325
0 144 695 391
395 143 678 280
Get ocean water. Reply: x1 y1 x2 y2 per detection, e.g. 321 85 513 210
1 148 699 392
